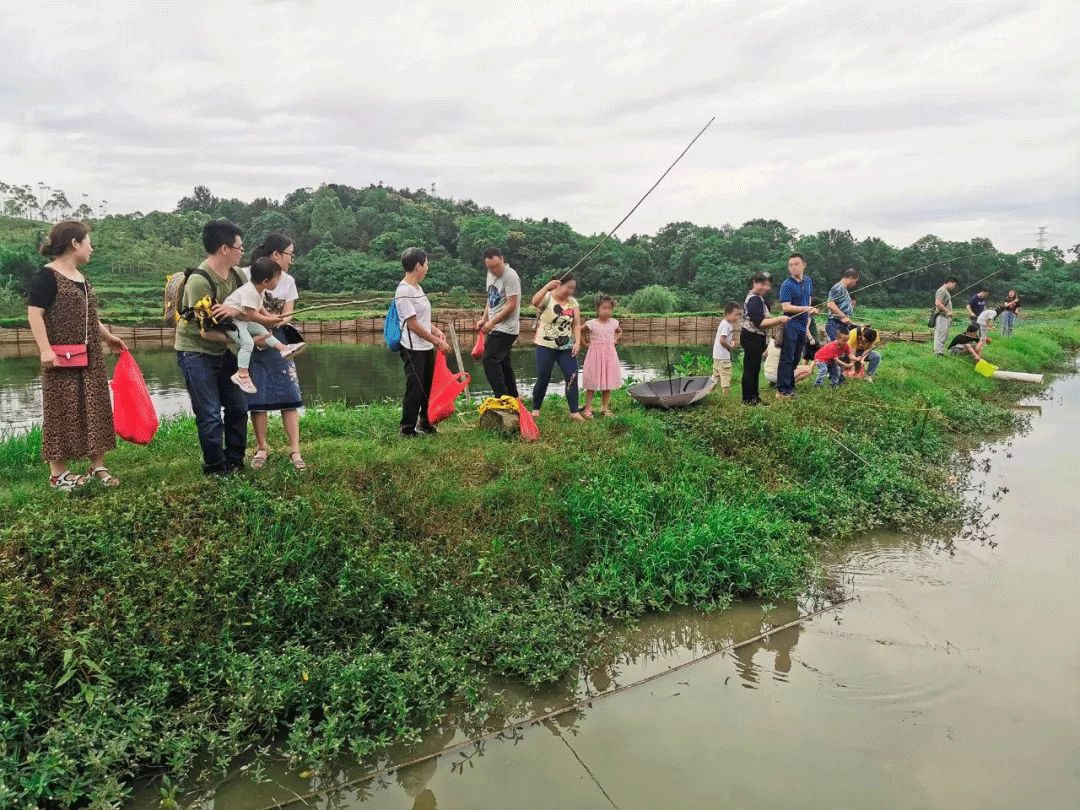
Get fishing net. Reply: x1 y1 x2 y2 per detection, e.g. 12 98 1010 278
110 350 159 445
427 352 471 424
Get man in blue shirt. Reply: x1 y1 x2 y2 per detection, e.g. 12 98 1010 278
966 289 990 326
777 253 818 398
825 268 859 341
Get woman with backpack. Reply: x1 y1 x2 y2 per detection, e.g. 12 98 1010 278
26 221 128 489
242 234 307 470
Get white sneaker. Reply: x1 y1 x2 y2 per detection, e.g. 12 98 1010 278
231 372 258 394
280 342 306 359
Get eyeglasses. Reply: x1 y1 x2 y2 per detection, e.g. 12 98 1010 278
228 244 244 253
280 250 295 257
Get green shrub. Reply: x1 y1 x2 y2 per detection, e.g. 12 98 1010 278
625 284 679 313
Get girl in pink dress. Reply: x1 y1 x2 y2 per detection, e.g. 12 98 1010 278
582 296 624 418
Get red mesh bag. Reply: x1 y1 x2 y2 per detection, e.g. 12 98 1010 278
427 352 471 424
470 332 485 359
517 398 540 442
110 350 159 444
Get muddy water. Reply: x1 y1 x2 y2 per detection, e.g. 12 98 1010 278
139 375 1080 810
0 343 686 434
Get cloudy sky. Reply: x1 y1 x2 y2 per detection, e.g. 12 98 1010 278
1 0 1076 252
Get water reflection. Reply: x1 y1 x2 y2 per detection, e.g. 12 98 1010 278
1 343 687 435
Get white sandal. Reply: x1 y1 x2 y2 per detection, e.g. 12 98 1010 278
89 467 120 487
49 471 86 491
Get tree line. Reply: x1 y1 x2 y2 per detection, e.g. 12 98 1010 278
1 181 1077 314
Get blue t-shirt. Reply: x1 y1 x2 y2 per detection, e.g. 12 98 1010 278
828 281 852 318
968 294 986 317
779 275 814 327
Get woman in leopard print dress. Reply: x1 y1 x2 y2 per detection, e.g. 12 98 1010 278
26 221 128 490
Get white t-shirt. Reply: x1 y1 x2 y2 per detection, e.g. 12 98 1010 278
486 265 522 336
395 280 433 351
977 309 997 326
764 338 781 383
241 267 298 313
713 319 734 361
223 281 265 314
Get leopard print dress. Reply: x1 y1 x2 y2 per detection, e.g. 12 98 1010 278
39 269 116 461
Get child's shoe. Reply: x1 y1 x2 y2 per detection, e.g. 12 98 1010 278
231 372 258 394
280 342 307 359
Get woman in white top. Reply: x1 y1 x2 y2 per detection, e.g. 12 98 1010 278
244 234 306 469
395 247 450 437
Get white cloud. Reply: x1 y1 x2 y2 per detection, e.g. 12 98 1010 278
0 0 1075 252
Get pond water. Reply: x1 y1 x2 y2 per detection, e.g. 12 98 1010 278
133 372 1080 809
0 343 695 435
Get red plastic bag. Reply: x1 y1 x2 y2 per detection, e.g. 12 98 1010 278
470 332 485 359
110 350 159 444
517 398 540 442
428 352 471 424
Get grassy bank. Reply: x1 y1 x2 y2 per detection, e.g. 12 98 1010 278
1 317 1078 807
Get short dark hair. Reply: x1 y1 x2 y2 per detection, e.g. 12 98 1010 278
202 219 243 255
842 268 859 279
251 233 294 262
724 301 740 315
860 326 877 344
751 271 772 285
837 321 852 334
401 247 428 273
978 288 989 294
39 220 89 257
482 247 503 260
554 273 575 284
945 276 959 284
596 294 616 310
788 252 805 262
964 323 978 334
249 257 281 284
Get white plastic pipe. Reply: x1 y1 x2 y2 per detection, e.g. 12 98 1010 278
991 370 1044 383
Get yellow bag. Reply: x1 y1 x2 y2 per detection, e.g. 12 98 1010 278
974 359 998 378
478 396 519 416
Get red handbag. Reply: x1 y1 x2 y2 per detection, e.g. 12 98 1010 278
50 276 90 368
51 344 89 368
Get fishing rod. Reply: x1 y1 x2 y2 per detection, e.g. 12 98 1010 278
880 266 1006 339
558 116 716 281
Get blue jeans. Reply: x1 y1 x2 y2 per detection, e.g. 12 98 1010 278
777 324 807 395
860 350 881 378
825 317 849 342
814 360 845 386
1000 310 1016 336
533 346 579 412
177 350 248 474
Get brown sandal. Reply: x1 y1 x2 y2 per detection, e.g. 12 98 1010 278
251 449 269 470
289 452 307 471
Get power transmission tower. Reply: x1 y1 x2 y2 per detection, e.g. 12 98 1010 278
1036 226 1047 250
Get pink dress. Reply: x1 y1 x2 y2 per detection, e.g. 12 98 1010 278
582 318 623 391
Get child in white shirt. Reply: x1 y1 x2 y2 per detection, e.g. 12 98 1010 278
222 257 305 393
712 302 740 394
976 308 997 344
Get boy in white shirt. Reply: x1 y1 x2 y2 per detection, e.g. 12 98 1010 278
221 257 305 393
712 302 740 394
976 308 997 344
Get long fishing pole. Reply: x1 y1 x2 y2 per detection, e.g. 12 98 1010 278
880 266 1006 339
558 116 716 281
